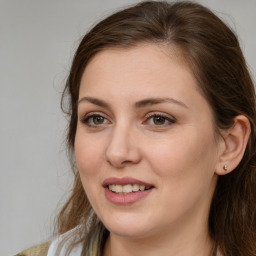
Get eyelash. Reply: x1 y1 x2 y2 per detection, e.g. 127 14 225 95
80 112 176 128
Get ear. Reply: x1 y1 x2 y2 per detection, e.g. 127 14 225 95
215 115 251 175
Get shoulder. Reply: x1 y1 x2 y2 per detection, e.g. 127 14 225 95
15 227 83 256
15 241 51 256
46 231 83 256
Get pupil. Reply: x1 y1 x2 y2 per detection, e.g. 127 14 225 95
154 116 165 125
94 116 104 124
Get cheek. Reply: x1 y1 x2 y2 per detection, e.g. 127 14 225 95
74 134 105 211
74 131 105 196
147 133 218 217
75 130 102 171
146 127 218 189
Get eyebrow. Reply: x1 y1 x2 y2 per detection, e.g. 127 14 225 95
135 97 188 109
78 97 110 108
78 96 188 109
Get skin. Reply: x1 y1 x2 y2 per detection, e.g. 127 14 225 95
75 44 225 256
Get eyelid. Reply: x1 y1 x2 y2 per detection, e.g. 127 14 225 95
144 111 175 120
145 111 176 120
80 111 108 119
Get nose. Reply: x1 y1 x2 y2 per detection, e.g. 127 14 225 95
105 124 141 168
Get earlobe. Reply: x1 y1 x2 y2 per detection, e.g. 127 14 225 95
215 115 251 175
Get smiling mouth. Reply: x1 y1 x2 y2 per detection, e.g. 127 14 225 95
108 184 153 194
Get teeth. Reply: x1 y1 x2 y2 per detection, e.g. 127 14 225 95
139 185 145 191
108 184 151 194
132 184 139 191
123 184 132 193
115 185 122 193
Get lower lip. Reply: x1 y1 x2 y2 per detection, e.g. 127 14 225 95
104 187 153 205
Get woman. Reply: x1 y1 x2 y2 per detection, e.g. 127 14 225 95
17 1 256 256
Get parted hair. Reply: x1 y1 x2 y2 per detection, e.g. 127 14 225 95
57 1 256 255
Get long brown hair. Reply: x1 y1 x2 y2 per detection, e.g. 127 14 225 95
58 1 256 255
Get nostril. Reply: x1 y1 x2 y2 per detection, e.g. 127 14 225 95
121 160 133 165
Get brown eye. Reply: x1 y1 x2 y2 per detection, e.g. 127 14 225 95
153 116 166 125
143 113 176 127
81 113 110 127
93 116 105 124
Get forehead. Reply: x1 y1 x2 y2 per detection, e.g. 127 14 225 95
80 43 200 100
84 43 188 75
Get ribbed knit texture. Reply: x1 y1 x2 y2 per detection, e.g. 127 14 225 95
15 241 51 256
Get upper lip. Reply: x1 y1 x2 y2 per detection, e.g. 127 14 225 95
102 177 154 187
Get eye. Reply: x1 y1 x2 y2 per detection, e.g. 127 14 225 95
80 113 110 127
151 116 168 125
144 113 176 127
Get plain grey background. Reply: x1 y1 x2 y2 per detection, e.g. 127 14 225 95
1 0 255 255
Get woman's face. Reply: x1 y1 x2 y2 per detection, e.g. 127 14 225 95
75 44 221 239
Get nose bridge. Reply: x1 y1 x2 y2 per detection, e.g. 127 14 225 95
105 120 140 168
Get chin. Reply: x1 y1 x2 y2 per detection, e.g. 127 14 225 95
101 214 156 239
108 225 151 239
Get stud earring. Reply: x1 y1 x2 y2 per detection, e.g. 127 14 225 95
223 165 228 172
